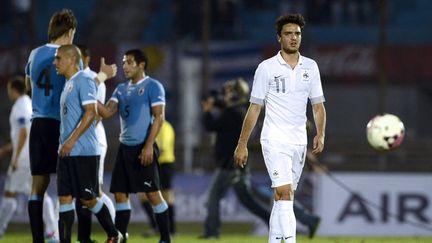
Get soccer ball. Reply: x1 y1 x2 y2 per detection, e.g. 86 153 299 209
366 113 405 151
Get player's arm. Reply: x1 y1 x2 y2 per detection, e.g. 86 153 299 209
139 104 165 166
25 76 32 94
97 100 118 119
10 127 28 170
59 103 96 157
94 57 117 85
311 102 326 154
234 103 262 168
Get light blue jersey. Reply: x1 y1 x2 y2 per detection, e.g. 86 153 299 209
25 44 65 120
110 76 165 146
59 71 99 156
26 44 84 120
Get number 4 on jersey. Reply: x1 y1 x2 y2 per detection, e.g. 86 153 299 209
36 65 53 96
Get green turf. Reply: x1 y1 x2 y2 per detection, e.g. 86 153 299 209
1 223 431 242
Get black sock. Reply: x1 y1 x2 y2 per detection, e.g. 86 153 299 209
168 205 175 234
59 210 75 243
155 209 171 243
142 201 157 230
94 204 118 237
76 200 92 242
28 199 44 243
115 209 131 237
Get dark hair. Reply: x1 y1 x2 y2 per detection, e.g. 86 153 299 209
77 44 90 58
8 76 26 94
125 49 148 70
276 13 306 36
48 9 77 42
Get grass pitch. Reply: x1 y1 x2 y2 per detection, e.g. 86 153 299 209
1 223 431 243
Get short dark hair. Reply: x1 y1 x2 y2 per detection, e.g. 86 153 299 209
48 9 77 42
125 49 148 70
276 13 306 36
77 44 90 58
8 76 26 94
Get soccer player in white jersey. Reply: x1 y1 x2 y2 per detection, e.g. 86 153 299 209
0 76 58 242
76 44 116 243
234 13 326 243
54 45 122 243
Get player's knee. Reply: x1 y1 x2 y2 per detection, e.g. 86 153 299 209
161 190 173 204
58 195 73 205
146 191 164 204
80 198 98 208
114 192 129 203
274 184 294 201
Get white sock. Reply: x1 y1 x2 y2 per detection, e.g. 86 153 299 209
268 201 283 243
278 200 296 243
0 197 17 236
43 194 58 237
100 193 116 222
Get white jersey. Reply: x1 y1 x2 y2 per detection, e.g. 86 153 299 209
250 52 325 145
84 67 107 149
9 95 32 169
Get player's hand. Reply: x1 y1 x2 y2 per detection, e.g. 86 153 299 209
312 134 325 154
99 57 117 80
234 144 248 168
139 144 153 166
59 139 75 157
10 158 18 171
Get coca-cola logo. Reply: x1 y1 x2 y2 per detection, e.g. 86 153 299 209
311 45 376 77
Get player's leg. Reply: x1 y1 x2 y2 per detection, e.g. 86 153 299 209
76 197 92 242
110 144 132 239
29 174 51 242
138 192 158 236
139 146 170 243
113 192 131 240
29 118 59 242
160 163 175 234
43 193 59 241
202 168 231 238
76 156 120 241
261 141 297 243
98 146 116 221
57 157 75 243
0 162 31 238
145 190 170 243
0 191 18 238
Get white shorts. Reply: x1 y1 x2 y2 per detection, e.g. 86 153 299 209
4 165 31 194
98 145 107 185
261 140 306 189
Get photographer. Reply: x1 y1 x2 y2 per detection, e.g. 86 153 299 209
200 78 270 239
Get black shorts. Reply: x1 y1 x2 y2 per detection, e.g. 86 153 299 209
110 143 160 193
29 118 60 175
57 156 100 200
159 163 174 190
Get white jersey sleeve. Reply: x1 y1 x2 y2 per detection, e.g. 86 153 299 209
250 62 270 106
308 61 325 105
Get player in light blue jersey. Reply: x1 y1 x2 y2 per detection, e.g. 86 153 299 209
24 9 117 243
97 49 171 243
76 44 116 243
54 45 122 243
24 9 77 243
